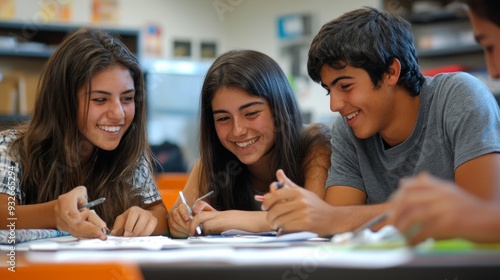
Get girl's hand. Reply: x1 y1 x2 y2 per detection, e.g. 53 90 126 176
54 186 107 240
168 203 194 238
188 201 218 235
190 202 270 235
111 206 157 236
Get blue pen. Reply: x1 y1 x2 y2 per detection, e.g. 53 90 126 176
276 182 283 189
273 182 284 236
254 182 283 203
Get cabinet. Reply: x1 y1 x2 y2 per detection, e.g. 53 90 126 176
382 0 483 67
408 8 484 70
0 21 140 59
0 21 140 128
383 0 500 96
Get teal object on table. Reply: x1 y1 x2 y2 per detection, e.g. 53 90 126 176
0 229 70 244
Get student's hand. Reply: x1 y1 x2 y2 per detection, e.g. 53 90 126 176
168 203 194 238
111 206 157 236
54 186 107 240
260 169 334 236
388 172 487 245
188 201 225 235
190 202 249 236
191 200 216 213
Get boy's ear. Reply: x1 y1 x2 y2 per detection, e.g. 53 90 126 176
385 58 401 86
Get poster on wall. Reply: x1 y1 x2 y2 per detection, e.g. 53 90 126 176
173 40 191 58
144 24 162 57
92 0 120 25
39 0 72 22
200 41 217 59
0 0 15 20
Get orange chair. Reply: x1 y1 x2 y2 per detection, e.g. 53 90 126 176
156 173 189 190
156 173 189 210
0 262 143 280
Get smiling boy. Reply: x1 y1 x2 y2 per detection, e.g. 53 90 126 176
262 6 500 236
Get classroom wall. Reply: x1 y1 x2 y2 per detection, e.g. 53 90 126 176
220 0 380 122
8 0 381 122
9 0 227 59
223 0 379 58
5 0 382 168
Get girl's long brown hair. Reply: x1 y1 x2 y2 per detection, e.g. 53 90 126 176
199 50 309 210
11 27 152 226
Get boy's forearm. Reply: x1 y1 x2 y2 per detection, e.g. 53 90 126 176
324 203 390 236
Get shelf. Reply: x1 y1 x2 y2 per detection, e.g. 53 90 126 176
0 21 140 57
0 48 55 58
418 44 483 58
0 21 141 117
410 12 482 59
0 114 30 130
407 9 467 24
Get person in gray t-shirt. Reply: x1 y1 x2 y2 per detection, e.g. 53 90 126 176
261 7 500 237
389 0 500 246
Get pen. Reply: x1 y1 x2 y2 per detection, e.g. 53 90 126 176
78 197 106 210
254 181 283 202
272 182 284 235
191 190 215 207
179 191 193 219
352 212 388 236
179 191 202 235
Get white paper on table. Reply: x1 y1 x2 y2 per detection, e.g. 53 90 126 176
221 229 277 236
25 245 413 269
188 231 318 244
331 225 407 248
28 235 187 251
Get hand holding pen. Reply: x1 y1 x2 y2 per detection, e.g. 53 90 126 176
254 181 283 202
78 197 110 235
179 190 215 236
55 186 108 240
258 169 333 236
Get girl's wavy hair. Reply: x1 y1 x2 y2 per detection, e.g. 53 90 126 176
11 27 152 226
198 49 305 210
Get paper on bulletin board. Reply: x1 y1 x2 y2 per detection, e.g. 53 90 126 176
0 0 15 20
39 0 72 22
144 24 162 57
92 0 120 25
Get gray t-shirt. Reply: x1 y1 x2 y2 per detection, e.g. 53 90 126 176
326 72 500 204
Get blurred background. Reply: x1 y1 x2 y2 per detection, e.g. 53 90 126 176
1 0 498 174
